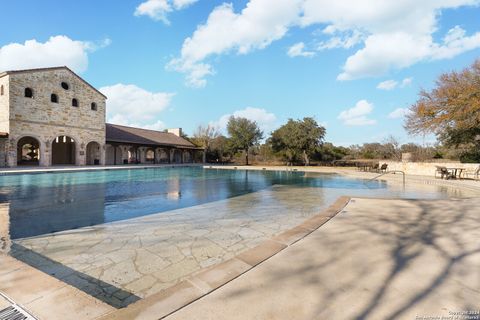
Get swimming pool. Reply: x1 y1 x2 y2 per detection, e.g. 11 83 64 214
0 167 474 307
0 166 467 239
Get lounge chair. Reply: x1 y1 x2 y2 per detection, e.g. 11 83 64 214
435 166 453 179
371 163 379 172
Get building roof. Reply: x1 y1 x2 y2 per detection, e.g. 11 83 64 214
106 123 198 149
0 66 107 99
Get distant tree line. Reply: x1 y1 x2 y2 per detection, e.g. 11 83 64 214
186 59 480 165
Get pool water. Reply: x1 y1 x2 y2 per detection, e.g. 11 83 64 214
0 167 470 239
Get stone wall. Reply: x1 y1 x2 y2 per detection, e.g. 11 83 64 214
384 161 480 177
5 68 106 166
0 74 9 133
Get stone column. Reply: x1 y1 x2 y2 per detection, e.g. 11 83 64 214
7 139 16 167
169 149 174 164
76 142 86 166
100 144 106 165
39 140 51 167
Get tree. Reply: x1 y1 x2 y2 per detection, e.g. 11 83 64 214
226 116 263 165
405 59 480 161
192 124 220 162
269 117 326 165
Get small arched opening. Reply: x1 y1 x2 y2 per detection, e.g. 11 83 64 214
52 135 76 165
86 141 101 165
17 136 40 166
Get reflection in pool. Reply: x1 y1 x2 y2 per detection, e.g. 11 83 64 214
0 167 469 239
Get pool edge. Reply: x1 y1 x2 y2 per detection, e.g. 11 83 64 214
96 196 351 320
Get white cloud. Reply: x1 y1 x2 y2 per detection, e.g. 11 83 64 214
338 100 376 126
168 0 480 85
377 79 398 90
168 0 302 87
287 42 315 57
377 77 413 90
212 107 277 133
317 30 364 50
388 107 412 119
100 84 174 129
401 77 413 87
134 0 198 24
0 35 108 73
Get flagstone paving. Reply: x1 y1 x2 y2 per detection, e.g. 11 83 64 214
11 185 334 307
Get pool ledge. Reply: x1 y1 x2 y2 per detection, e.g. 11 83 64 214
97 196 351 320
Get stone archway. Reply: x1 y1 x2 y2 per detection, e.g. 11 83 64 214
106 145 123 165
52 135 76 165
86 141 101 165
145 148 155 163
183 150 192 163
158 149 169 163
173 149 182 164
17 136 40 166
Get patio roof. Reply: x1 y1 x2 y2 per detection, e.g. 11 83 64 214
106 123 198 149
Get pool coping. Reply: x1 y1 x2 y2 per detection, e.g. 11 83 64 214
96 196 351 320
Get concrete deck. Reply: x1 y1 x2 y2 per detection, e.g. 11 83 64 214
164 197 480 320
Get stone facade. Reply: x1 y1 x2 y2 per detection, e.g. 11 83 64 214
0 66 202 168
0 67 106 167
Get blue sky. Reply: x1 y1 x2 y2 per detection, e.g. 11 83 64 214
1 0 480 146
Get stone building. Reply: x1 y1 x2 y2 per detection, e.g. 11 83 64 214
0 66 201 167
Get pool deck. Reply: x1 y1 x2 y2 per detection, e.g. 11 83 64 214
1 165 479 319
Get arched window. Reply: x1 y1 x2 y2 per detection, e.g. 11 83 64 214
61 82 69 90
51 94 58 103
72 98 78 107
24 88 33 98
91 102 97 111
0 85 3 95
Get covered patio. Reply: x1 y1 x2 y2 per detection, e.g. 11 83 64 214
105 124 204 165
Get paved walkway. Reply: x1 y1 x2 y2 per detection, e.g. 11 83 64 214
165 197 480 320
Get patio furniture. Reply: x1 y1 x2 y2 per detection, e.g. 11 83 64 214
370 163 379 172
379 163 388 172
435 166 453 179
446 167 465 179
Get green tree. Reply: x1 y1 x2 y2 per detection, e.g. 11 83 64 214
226 116 263 165
269 117 326 165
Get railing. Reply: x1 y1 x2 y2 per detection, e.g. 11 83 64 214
366 170 406 188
